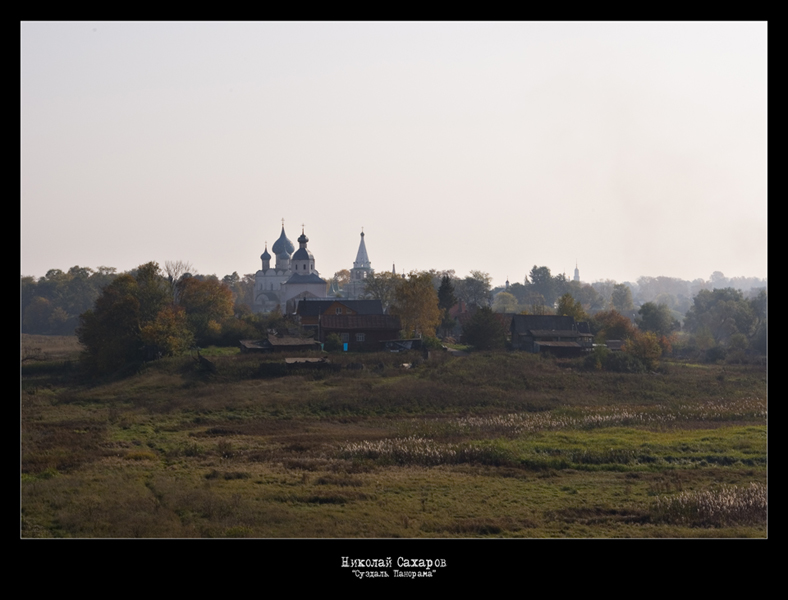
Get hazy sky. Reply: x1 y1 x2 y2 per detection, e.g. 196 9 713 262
21 21 767 287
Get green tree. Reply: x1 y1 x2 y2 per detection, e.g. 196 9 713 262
493 291 519 314
78 274 149 375
528 266 557 307
611 283 634 313
361 270 400 312
23 296 54 334
77 262 185 375
636 302 679 337
463 306 506 351
455 271 492 308
437 275 458 337
683 288 755 346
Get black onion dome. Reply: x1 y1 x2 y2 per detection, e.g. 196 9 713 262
271 226 294 256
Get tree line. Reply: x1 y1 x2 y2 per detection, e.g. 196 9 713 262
22 260 766 375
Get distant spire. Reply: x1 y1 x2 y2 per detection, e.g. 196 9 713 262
353 229 371 269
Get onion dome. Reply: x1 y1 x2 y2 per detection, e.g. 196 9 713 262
271 225 294 257
292 247 314 261
261 243 271 261
293 226 314 261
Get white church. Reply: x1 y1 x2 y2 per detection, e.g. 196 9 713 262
254 222 373 314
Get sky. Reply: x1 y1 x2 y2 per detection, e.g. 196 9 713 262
21 21 767 288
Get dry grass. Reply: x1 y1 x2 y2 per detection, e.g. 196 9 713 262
20 348 767 537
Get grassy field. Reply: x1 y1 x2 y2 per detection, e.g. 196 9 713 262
20 335 767 538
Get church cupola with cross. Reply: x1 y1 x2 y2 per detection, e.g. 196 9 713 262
291 225 316 274
272 220 295 271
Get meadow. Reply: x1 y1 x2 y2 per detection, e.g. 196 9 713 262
21 335 767 538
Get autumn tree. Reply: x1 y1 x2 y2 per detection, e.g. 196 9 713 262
390 271 442 338
622 330 662 370
140 305 194 358
492 291 519 314
77 262 234 375
77 264 171 375
176 276 234 346
591 309 636 342
556 293 588 322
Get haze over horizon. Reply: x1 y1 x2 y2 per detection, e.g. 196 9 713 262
21 22 767 288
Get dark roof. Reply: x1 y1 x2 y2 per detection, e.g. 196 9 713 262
241 336 320 350
292 247 314 261
529 329 582 338
296 299 384 317
511 314 577 335
320 314 401 330
576 321 591 334
284 272 326 285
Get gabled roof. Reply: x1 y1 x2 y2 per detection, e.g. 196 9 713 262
576 321 592 335
511 314 577 335
296 299 384 317
320 314 401 330
529 329 582 338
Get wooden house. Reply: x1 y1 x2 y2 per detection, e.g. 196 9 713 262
510 314 593 357
319 314 402 352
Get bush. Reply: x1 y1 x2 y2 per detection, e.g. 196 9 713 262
324 333 343 352
422 336 443 351
583 346 609 371
705 345 727 363
604 352 647 373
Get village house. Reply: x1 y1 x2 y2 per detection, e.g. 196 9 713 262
510 314 593 357
319 314 402 352
295 298 385 330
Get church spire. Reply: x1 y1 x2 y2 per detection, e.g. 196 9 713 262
353 229 371 270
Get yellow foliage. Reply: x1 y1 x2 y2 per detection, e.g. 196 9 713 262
391 271 442 338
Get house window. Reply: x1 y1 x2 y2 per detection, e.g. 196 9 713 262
341 333 349 343
336 308 342 314
356 333 365 342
